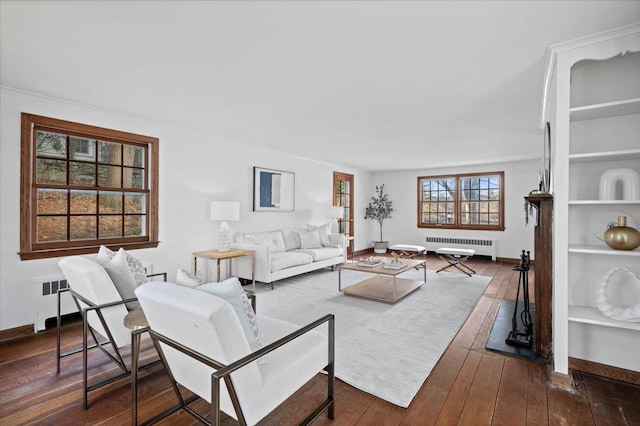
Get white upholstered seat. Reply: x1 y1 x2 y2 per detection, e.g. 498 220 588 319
135 282 334 426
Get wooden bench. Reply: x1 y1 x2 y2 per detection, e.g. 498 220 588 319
389 245 426 269
435 247 476 277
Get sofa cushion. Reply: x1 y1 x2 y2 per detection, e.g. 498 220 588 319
294 246 344 261
271 252 313 272
261 231 287 253
299 229 322 249
245 232 268 246
281 228 302 251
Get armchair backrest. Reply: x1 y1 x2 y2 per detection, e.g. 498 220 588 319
135 282 262 415
58 256 131 348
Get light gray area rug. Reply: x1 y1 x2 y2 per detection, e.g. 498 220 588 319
254 268 491 408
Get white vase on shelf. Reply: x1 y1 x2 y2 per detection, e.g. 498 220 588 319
598 168 640 200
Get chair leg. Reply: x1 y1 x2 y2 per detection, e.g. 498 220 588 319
57 290 62 373
83 312 89 410
328 315 335 420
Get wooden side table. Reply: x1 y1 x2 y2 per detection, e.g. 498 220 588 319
193 248 255 293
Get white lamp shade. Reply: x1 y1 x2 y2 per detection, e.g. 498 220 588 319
210 201 240 222
329 206 344 219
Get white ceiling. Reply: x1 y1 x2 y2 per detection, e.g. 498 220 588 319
2 1 639 171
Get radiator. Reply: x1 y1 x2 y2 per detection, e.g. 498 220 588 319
425 236 496 261
34 276 78 332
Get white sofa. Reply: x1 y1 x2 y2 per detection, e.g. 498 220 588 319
231 226 346 289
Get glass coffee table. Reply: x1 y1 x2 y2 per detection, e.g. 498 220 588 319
338 259 426 304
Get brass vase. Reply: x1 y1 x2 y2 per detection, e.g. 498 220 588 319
604 216 640 250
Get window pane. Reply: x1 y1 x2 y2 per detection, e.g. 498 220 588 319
70 190 97 214
123 145 144 167
125 193 145 214
36 131 66 158
37 216 66 242
37 189 67 214
489 189 499 200
125 215 145 237
70 216 97 240
99 215 122 238
70 137 96 161
70 162 96 185
123 167 144 189
98 165 121 187
99 191 122 213
36 158 67 184
460 212 469 224
98 141 122 165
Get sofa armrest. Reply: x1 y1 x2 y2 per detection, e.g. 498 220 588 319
230 242 271 283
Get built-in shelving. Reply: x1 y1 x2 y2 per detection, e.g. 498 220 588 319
570 97 640 121
568 305 640 332
569 149 640 163
568 244 640 256
569 200 640 205
548 25 640 376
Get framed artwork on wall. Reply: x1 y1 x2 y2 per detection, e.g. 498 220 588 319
253 167 295 212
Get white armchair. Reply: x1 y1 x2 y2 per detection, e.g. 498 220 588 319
57 256 162 409
135 282 335 426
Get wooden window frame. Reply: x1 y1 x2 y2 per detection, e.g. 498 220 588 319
417 171 505 231
19 113 160 260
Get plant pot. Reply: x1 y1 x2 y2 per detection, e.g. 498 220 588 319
373 241 388 254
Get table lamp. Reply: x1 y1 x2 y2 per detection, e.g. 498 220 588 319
210 201 240 252
329 206 344 233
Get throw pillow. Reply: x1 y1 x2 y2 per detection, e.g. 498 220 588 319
102 248 140 310
96 245 147 287
96 244 115 265
299 229 323 249
124 250 147 287
281 228 302 251
196 278 266 361
307 223 332 246
176 268 203 288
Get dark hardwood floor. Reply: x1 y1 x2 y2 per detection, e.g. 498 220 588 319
1 258 639 425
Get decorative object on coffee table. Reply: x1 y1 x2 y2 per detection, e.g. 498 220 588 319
364 184 393 253
210 201 240 252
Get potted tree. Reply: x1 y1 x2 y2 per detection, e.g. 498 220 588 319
364 184 394 253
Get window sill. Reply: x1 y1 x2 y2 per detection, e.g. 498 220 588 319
18 241 160 261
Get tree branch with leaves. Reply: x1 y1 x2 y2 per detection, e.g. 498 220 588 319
364 184 394 242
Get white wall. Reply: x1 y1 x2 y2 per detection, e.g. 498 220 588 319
0 87 372 331
370 159 539 260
